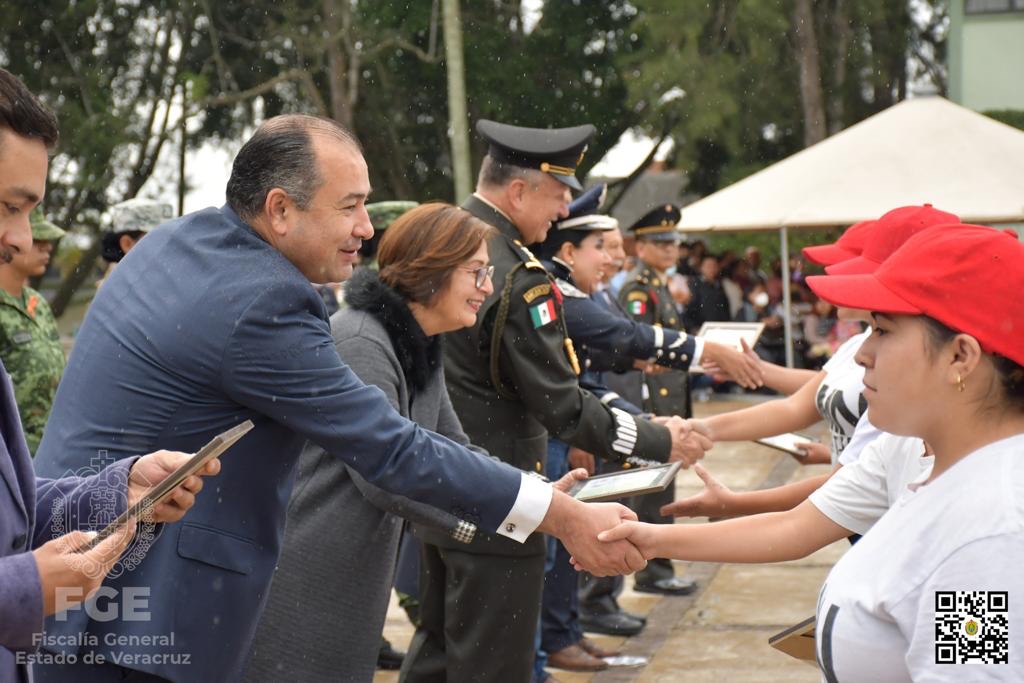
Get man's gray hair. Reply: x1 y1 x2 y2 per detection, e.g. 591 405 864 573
226 114 361 221
476 154 544 190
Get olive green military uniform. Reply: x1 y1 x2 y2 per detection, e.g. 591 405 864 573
0 287 65 454
617 262 694 590
618 263 693 418
403 196 671 682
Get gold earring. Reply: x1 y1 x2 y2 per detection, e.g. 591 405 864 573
957 373 966 393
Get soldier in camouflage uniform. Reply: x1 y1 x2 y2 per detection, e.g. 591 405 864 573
0 209 66 454
97 197 174 287
616 204 699 595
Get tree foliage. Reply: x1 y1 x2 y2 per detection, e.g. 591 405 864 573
622 0 947 194
0 0 947 316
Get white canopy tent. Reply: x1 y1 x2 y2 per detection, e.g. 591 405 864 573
677 96 1024 365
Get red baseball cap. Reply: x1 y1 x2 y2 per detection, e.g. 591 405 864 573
825 204 960 276
802 220 876 266
807 224 1024 367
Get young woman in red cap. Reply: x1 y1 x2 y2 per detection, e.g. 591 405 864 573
666 205 957 520
599 223 1024 680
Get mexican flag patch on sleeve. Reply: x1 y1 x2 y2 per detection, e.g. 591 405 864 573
529 299 558 328
628 300 646 315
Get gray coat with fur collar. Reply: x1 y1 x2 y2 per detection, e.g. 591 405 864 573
245 268 482 681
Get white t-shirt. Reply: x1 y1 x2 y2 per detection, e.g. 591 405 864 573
815 329 879 463
815 433 1024 682
838 412 883 465
809 433 932 536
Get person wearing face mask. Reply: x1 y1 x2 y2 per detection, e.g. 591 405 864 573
0 209 65 454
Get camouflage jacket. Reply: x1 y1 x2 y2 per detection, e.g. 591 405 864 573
0 286 65 454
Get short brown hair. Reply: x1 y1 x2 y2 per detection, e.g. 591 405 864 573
0 68 59 151
378 203 496 305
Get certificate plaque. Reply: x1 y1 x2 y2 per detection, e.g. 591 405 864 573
568 462 682 502
690 321 765 373
754 433 818 458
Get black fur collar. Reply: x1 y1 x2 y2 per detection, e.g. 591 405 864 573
344 267 441 393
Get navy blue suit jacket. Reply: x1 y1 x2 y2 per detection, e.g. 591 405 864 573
0 361 134 683
33 206 524 681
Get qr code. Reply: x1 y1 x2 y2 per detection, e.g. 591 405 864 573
935 591 1009 664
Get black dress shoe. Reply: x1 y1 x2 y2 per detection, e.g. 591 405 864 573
621 610 647 625
633 576 698 596
376 638 405 670
579 611 645 636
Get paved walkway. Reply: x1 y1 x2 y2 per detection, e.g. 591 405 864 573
376 397 837 682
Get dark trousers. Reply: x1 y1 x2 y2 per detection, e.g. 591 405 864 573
400 542 545 683
578 572 625 616
539 439 580 654
541 538 583 653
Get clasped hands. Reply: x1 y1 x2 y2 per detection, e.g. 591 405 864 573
549 416 714 576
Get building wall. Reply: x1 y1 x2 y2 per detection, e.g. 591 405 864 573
948 0 1024 110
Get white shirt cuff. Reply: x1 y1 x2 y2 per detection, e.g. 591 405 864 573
495 472 553 543
691 336 705 366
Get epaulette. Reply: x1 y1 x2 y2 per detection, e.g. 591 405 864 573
512 239 547 271
554 278 588 299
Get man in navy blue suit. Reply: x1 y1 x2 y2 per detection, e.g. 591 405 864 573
32 114 654 682
0 67 220 683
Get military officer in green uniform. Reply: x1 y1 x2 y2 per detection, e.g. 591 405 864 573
616 204 699 595
401 120 710 682
0 208 66 454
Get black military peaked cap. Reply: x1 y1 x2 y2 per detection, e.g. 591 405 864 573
628 204 682 242
477 119 596 191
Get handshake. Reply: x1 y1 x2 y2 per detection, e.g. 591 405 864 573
540 417 712 577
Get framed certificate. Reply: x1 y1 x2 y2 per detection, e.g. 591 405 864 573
755 433 817 458
568 462 682 502
690 321 765 373
82 420 254 550
768 615 817 663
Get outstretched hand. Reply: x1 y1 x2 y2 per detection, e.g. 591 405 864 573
596 521 660 561
657 416 713 467
659 464 735 518
701 339 764 389
793 441 831 465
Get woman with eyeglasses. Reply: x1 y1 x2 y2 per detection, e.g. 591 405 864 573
599 223 1024 681
247 203 571 681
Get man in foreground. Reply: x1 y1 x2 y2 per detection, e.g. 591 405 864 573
33 114 656 682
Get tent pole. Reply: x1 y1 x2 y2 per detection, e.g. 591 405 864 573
780 226 794 368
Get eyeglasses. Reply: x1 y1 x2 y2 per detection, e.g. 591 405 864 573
459 264 495 289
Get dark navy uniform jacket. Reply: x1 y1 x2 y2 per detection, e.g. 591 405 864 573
546 260 697 379
32 205 532 682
